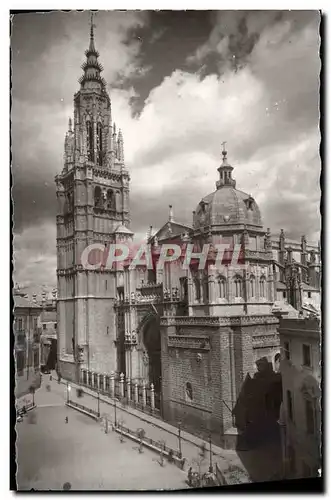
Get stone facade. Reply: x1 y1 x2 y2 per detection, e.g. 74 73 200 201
278 317 321 478
14 293 42 398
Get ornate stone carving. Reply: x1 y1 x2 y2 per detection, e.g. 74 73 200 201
168 335 211 350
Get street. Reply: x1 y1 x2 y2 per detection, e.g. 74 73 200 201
16 378 188 491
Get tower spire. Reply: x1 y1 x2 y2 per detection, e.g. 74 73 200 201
89 12 96 53
79 12 106 90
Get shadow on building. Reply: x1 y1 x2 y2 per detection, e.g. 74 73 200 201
233 357 283 482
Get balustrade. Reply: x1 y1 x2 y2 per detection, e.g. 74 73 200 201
79 369 160 416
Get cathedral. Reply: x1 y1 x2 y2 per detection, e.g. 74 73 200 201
56 24 321 446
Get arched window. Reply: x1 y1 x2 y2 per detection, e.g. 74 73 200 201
94 186 102 208
86 120 93 162
185 382 193 401
97 122 103 165
250 275 255 297
234 275 243 298
107 189 115 210
259 276 266 297
218 276 226 299
194 278 201 301
203 279 209 302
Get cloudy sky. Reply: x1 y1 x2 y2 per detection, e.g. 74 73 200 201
11 10 321 294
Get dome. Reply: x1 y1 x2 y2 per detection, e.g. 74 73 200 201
193 146 263 230
194 186 263 229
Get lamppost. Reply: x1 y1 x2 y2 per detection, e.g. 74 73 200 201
178 420 182 458
67 382 71 404
208 434 213 473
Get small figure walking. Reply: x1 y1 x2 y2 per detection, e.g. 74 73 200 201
188 467 193 487
50 374 53 381
65 416 68 424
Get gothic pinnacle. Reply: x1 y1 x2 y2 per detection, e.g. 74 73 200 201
68 117 72 132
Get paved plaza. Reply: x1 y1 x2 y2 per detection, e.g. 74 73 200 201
16 381 188 491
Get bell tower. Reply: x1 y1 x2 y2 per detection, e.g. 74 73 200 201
56 17 132 381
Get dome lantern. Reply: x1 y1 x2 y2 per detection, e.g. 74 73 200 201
216 142 236 190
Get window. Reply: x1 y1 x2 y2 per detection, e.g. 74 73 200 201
107 326 109 335
43 324 46 330
234 276 243 298
16 351 25 375
105 280 108 291
54 323 57 330
97 122 103 165
33 349 39 368
287 390 293 422
94 186 102 208
203 279 209 302
33 318 38 331
18 318 23 331
284 341 290 360
107 189 114 210
302 344 311 367
86 120 93 161
283 291 287 299
185 382 193 401
218 276 226 299
305 399 315 434
249 275 255 297
308 291 312 298
259 276 266 297
194 279 201 301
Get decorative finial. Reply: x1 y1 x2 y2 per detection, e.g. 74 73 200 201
68 117 72 132
169 205 174 223
221 141 227 159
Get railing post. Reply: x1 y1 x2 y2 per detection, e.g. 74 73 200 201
120 373 125 399
103 373 107 392
150 383 155 410
134 382 139 404
110 372 115 398
97 373 100 391
127 378 131 402
142 381 146 407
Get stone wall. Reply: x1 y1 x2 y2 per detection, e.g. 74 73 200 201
160 315 280 445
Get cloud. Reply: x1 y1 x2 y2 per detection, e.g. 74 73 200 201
13 222 57 290
12 11 321 292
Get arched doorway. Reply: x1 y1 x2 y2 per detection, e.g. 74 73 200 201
142 315 161 395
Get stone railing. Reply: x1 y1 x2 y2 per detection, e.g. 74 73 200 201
79 369 160 418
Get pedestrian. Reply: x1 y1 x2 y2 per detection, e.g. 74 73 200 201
50 374 52 381
65 416 68 424
188 467 193 487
